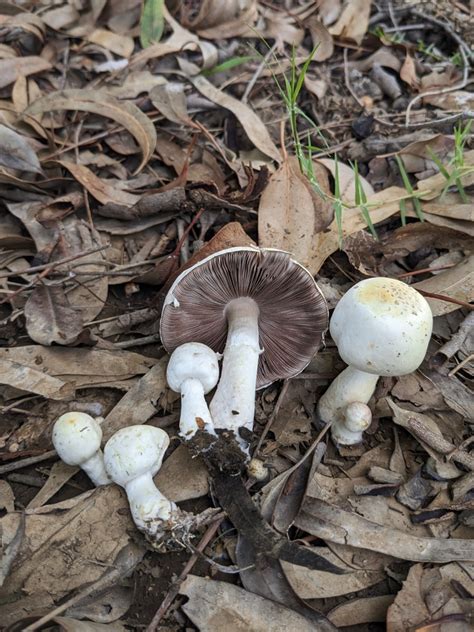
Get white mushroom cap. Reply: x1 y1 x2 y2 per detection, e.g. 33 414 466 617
53 412 102 466
103 425 169 487
167 342 220 394
330 277 433 376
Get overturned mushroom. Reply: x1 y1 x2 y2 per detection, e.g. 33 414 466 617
318 277 433 445
161 247 328 454
53 412 111 486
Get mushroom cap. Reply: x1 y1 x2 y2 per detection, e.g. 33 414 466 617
160 247 328 389
167 342 219 394
344 402 372 433
53 412 102 466
104 425 169 487
330 277 433 376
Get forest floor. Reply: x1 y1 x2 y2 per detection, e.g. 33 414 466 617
0 1 473 631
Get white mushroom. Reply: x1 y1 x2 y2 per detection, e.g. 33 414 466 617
166 342 220 439
103 425 177 538
331 402 372 446
52 412 111 486
318 277 433 445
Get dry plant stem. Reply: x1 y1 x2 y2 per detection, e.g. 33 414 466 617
242 42 277 103
254 379 289 455
408 417 474 471
146 516 224 631
0 244 108 279
448 353 473 377
417 289 474 311
0 450 57 475
343 48 364 108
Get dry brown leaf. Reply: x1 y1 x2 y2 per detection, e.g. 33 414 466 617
0 56 52 90
400 52 419 89
328 595 394 627
24 283 84 346
49 618 127 631
281 547 384 598
150 81 193 126
423 90 474 111
386 563 473 632
56 161 140 206
0 487 143 619
0 358 74 400
0 346 155 389
41 5 80 30
102 358 168 440
329 0 372 45
24 90 157 173
307 16 334 61
179 575 329 632
196 3 258 38
87 28 134 57
0 124 42 174
258 155 332 268
414 254 473 315
188 75 281 162
156 445 209 501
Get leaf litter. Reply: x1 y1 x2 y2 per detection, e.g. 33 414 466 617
0 0 473 630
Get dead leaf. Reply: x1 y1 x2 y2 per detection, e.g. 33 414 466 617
423 90 474 111
0 345 156 389
150 81 193 126
258 155 332 269
87 28 134 57
179 575 333 632
0 56 52 90
387 563 474 632
181 0 255 31
0 124 42 174
0 487 144 621
329 0 372 45
41 5 80 30
24 90 157 173
0 358 73 400
328 595 394 627
24 283 84 346
48 617 127 631
282 547 385 598
307 16 334 61
414 254 474 315
56 161 140 206
156 444 209 501
188 74 281 162
102 358 168 440
400 52 419 89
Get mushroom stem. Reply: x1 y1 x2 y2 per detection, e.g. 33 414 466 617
125 474 177 535
318 365 379 424
80 452 111 486
179 378 215 438
210 297 260 443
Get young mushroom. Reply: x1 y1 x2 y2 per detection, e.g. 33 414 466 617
104 424 216 547
166 342 220 439
52 412 111 486
318 277 433 445
104 425 178 541
160 247 328 454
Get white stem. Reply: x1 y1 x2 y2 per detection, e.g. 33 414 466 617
125 474 177 536
318 366 379 445
81 451 111 486
179 378 215 439
210 298 260 444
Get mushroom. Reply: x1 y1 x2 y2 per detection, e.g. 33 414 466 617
104 425 179 539
166 342 220 439
52 412 111 486
332 401 372 446
160 247 328 452
318 277 433 445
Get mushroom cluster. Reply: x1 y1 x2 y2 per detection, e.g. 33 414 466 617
161 246 329 454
